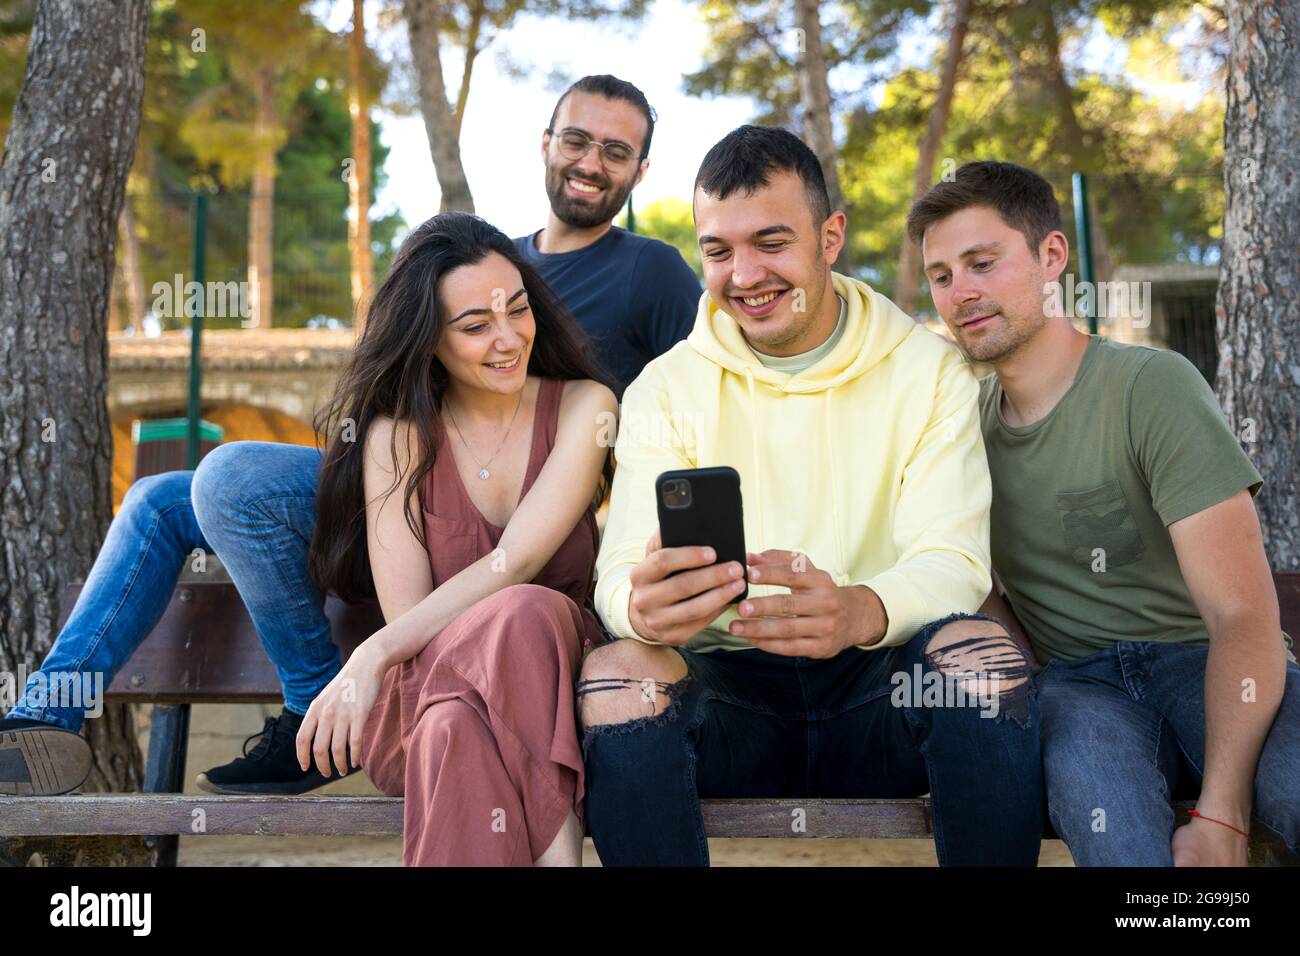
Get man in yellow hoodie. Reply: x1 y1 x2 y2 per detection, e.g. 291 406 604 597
577 125 1044 866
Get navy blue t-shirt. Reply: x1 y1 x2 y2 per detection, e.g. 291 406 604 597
515 227 701 397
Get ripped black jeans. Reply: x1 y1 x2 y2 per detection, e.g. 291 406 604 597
579 612 1043 866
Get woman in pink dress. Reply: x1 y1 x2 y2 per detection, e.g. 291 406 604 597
298 213 616 866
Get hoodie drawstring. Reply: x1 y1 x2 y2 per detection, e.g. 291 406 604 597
745 368 765 551
824 388 849 586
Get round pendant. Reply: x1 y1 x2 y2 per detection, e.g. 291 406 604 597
477 468 490 480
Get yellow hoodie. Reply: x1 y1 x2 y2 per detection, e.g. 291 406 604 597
595 271 992 652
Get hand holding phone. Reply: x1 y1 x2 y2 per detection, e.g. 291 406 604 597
625 468 749 646
627 528 746 646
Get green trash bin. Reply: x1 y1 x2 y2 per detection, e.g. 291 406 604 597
131 418 224 481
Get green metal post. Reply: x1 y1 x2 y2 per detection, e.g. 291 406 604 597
185 191 208 469
625 193 635 234
1071 172 1097 335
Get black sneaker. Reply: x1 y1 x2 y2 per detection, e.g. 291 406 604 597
195 708 356 795
0 717 93 796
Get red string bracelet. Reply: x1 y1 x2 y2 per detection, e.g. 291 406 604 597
1187 809 1250 839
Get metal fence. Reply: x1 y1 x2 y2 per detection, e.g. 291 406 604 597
111 187 383 334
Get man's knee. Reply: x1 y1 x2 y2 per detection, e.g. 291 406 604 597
192 441 318 533
191 441 257 519
576 640 688 729
121 470 193 515
924 618 1031 693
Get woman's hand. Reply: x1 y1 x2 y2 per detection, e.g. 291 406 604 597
296 640 388 779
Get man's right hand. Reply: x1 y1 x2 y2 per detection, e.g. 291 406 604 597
628 527 746 646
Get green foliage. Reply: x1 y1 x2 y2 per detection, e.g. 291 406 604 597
124 0 401 329
0 0 33 146
173 0 346 187
687 0 1224 302
3 0 1231 329
685 0 928 125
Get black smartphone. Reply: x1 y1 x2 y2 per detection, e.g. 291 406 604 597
655 466 748 603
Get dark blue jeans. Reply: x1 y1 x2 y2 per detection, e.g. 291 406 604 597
581 614 1044 866
1037 640 1300 865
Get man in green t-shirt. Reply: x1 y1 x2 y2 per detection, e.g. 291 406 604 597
905 160 1300 867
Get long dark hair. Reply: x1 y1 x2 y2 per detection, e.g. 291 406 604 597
309 212 613 603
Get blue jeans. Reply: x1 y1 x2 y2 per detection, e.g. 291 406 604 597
580 614 1045 866
6 442 340 731
1037 640 1300 866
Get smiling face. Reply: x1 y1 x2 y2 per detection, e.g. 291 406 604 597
921 204 1068 363
435 251 535 397
542 91 648 229
694 168 844 355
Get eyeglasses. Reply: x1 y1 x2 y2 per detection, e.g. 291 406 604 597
547 128 640 170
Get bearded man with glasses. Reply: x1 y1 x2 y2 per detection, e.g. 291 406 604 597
517 74 702 397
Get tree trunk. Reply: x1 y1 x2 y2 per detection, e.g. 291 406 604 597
453 0 485 140
348 0 374 326
247 64 277 329
108 253 124 333
404 0 475 213
1040 6 1113 282
1216 0 1300 569
117 195 146 334
894 0 973 316
0 0 150 861
793 0 847 271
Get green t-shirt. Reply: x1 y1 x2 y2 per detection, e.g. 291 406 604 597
980 335 1264 662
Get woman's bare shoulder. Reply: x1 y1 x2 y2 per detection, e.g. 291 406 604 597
559 377 617 413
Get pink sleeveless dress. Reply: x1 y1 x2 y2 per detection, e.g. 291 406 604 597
360 377 605 865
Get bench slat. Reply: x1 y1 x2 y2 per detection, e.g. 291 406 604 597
0 796 1213 841
0 796 932 838
0 795 403 836
6 795 1289 863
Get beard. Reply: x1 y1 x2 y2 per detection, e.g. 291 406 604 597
544 162 636 229
953 301 1043 363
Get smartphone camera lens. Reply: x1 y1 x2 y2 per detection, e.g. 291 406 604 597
663 478 692 509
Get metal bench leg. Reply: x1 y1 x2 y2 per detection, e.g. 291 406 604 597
142 703 191 867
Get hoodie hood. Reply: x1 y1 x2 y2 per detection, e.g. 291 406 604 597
686 271 918 392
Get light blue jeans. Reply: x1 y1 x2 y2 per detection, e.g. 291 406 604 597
6 442 339 731
1037 639 1300 865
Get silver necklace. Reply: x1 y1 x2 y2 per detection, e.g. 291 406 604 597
443 388 525 480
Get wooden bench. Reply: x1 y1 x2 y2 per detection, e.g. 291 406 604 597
2 577 1298 866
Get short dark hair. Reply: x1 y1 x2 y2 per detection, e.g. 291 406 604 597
549 74 656 159
906 160 1062 256
694 125 831 226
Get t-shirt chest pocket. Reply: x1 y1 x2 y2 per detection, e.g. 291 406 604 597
1055 479 1146 572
